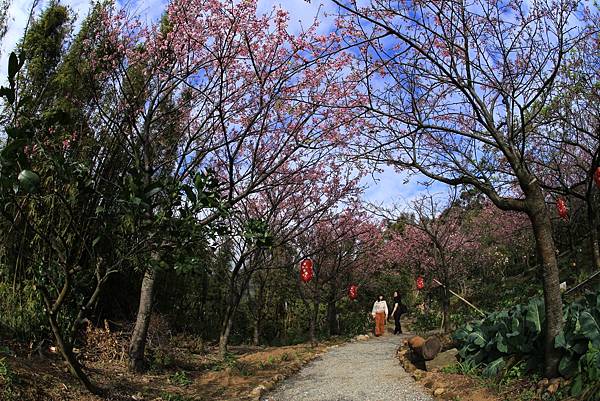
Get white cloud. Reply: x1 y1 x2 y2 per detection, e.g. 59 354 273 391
361 164 448 209
0 0 92 82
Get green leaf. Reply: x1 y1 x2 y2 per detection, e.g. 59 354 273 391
144 186 162 199
570 375 583 396
8 52 19 84
482 357 505 377
558 355 578 378
1 138 27 161
525 300 543 334
579 310 600 348
92 236 101 248
0 86 14 104
181 184 196 204
467 331 486 347
17 170 40 193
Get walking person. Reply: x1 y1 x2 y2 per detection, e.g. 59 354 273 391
390 291 406 335
371 294 388 336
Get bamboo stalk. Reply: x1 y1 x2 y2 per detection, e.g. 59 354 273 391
432 278 486 317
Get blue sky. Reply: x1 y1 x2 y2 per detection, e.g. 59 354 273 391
0 0 443 208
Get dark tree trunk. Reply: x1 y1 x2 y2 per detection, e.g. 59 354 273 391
309 299 319 347
327 286 339 336
588 202 600 271
128 268 157 372
253 321 260 346
47 310 101 394
527 189 564 378
219 308 234 358
442 287 451 333
327 301 339 336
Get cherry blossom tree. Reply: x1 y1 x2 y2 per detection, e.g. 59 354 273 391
97 0 362 370
382 191 531 332
214 161 362 356
292 207 384 345
329 0 593 376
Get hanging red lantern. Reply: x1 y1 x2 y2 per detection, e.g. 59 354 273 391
556 198 568 220
348 284 358 300
300 258 313 283
594 167 600 188
416 275 425 290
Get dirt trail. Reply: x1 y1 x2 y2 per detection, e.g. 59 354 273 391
263 333 434 401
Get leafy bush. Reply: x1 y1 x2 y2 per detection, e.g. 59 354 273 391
0 281 47 341
569 344 600 400
453 297 545 376
169 370 192 386
453 289 600 396
412 308 442 334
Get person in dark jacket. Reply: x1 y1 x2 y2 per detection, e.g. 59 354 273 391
390 291 405 334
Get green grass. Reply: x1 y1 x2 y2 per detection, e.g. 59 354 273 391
169 370 192 386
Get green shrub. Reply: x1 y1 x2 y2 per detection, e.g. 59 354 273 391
412 308 442 334
0 281 47 341
0 357 17 401
454 288 600 387
169 370 192 386
569 344 600 400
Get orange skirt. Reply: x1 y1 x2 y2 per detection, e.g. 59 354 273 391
374 312 386 336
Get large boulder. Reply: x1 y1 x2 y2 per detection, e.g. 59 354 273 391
425 348 459 372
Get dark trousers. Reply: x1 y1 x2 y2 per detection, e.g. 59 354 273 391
394 312 402 334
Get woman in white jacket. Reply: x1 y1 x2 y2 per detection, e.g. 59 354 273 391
371 294 388 336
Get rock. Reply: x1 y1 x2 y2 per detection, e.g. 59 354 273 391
412 370 425 381
547 383 559 394
433 387 446 397
356 334 370 341
250 385 267 398
408 336 426 349
549 377 562 386
425 348 459 371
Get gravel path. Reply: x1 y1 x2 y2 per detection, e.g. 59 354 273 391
263 333 434 401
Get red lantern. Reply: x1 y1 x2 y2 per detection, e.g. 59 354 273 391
416 276 425 290
348 284 358 300
300 258 313 283
594 167 600 189
556 198 568 220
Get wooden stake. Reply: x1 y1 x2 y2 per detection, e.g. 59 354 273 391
432 279 486 317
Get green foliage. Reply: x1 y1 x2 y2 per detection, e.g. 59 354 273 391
454 288 600 399
0 357 17 401
0 281 47 341
169 370 192 387
151 348 176 371
159 392 195 401
453 297 546 376
568 344 600 400
412 308 442 334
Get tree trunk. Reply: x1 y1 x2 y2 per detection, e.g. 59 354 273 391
253 320 260 346
527 191 563 378
327 287 339 336
219 310 234 358
309 299 319 347
128 268 157 372
587 202 600 271
442 287 451 333
47 311 101 394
